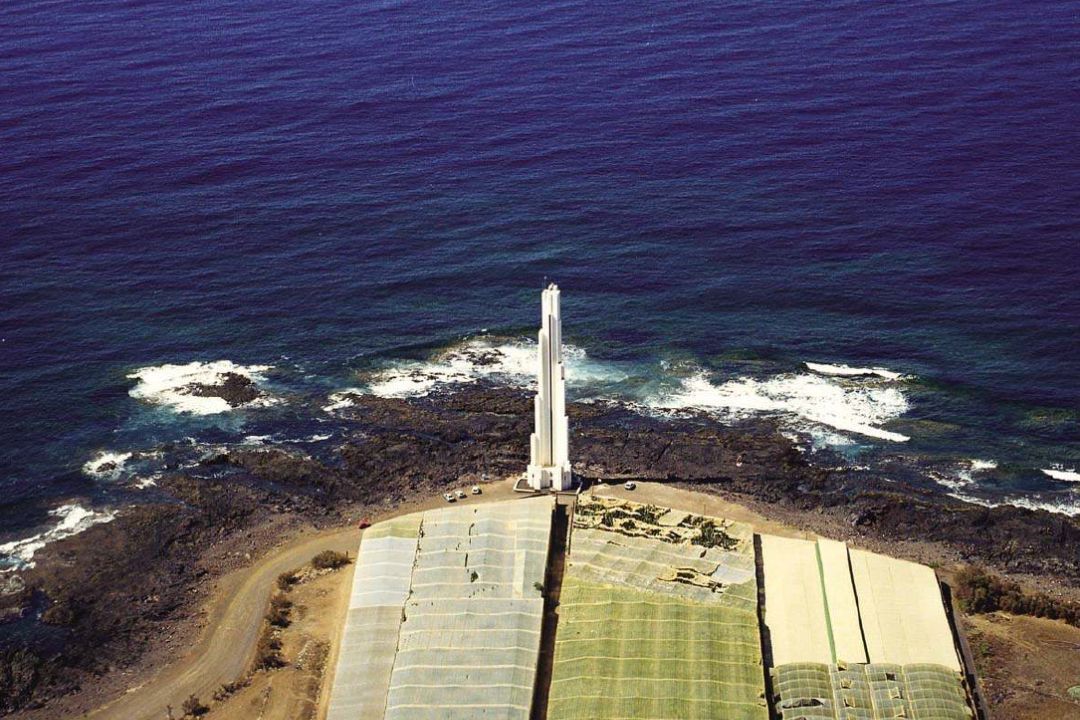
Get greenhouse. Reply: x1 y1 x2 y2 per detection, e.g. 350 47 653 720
547 498 768 720
761 536 962 673
771 662 974 720
326 514 421 720
384 499 553 720
325 497 553 720
326 493 977 720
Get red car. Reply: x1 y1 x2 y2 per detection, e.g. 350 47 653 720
358 518 372 530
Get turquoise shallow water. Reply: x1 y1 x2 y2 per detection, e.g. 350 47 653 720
1 0 1078 536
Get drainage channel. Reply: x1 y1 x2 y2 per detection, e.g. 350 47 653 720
530 495 573 720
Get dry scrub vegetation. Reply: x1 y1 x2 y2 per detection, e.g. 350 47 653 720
955 565 1080 626
173 549 352 719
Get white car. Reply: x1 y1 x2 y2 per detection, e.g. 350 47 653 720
456 489 466 499
471 485 482 495
624 481 637 491
443 492 455 503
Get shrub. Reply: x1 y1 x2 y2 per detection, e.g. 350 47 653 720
954 565 1080 627
276 570 299 592
266 594 292 628
635 504 663 525
253 629 286 671
181 693 208 717
311 550 351 570
213 678 249 701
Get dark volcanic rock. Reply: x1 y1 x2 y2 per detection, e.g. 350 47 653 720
5 383 1080 716
1 478 270 715
839 490 1080 579
299 386 1080 583
186 372 260 407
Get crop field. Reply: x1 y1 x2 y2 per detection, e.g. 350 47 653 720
326 498 553 720
772 662 974 720
548 496 768 720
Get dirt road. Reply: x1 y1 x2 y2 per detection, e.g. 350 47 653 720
86 478 526 720
86 527 359 720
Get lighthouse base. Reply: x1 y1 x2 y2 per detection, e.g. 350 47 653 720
527 463 573 492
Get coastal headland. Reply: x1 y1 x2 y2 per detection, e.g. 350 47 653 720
2 384 1079 719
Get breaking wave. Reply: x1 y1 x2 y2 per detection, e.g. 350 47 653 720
1000 495 1080 517
1042 466 1080 482
325 340 910 445
127 360 274 414
0 504 117 570
805 362 904 381
82 450 133 480
329 337 628 404
324 389 363 412
931 458 997 492
647 369 910 442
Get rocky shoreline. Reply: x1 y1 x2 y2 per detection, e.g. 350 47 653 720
2 384 1079 716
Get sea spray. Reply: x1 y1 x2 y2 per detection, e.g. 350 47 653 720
0 504 117 570
127 360 274 414
327 336 629 403
646 368 911 443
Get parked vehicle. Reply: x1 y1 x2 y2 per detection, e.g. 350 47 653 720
444 492 455 502
358 518 372 529
456 489 466 499
471 485 482 495
624 481 637 490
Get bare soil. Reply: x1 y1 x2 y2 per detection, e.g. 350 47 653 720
209 565 353 720
962 613 1080 720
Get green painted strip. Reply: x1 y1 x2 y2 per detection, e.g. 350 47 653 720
814 543 838 664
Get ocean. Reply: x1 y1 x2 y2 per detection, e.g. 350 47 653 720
2 0 1079 565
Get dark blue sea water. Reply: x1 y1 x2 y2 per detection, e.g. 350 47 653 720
2 0 1079 555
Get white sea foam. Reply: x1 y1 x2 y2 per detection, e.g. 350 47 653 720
365 339 536 397
1000 496 1080 517
127 360 273 414
934 458 999 492
808 428 860 448
323 388 363 412
805 362 904 381
648 370 910 442
931 472 966 493
1042 467 1080 483
936 462 1080 517
82 451 133 480
945 491 995 508
0 504 117 569
327 337 627 406
942 489 1080 518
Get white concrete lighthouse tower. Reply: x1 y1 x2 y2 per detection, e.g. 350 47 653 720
527 283 573 491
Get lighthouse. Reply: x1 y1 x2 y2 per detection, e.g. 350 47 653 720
526 283 573 491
